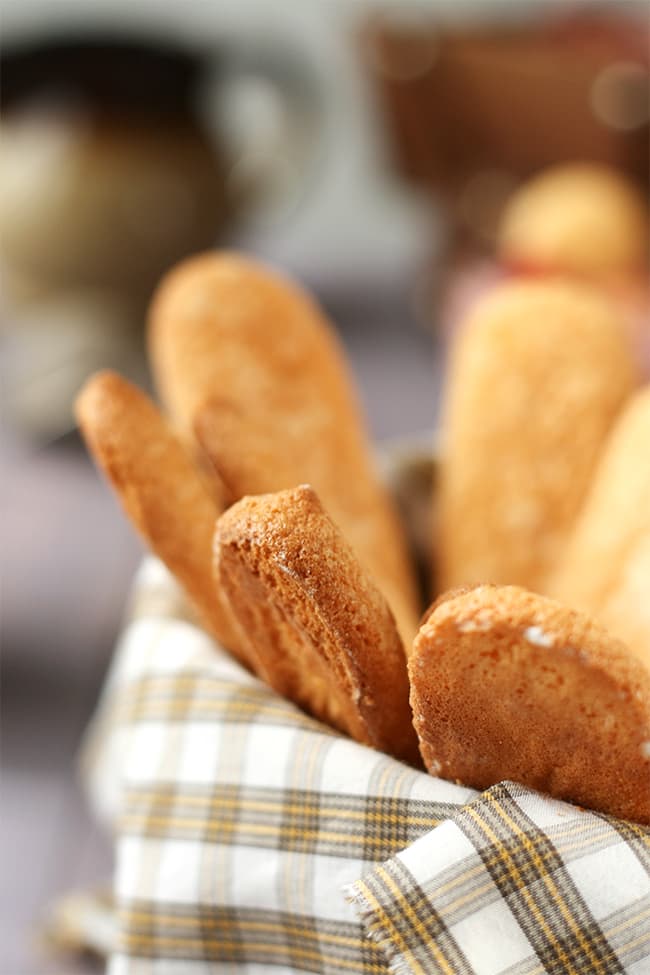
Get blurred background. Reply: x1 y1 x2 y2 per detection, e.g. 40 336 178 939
1 1 648 971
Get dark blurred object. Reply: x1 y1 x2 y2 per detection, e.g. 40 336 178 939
0 34 317 441
362 9 650 251
0 37 228 439
1 38 229 299
2 37 203 115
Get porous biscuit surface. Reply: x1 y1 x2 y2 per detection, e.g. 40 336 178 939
75 370 246 659
214 485 420 765
410 585 650 823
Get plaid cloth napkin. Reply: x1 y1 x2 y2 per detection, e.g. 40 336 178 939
82 558 650 975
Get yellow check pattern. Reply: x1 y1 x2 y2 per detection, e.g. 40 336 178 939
83 559 650 975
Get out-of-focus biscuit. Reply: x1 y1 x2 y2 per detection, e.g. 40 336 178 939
438 281 637 592
548 387 650 668
498 162 649 277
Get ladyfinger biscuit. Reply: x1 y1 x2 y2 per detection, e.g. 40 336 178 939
75 370 248 662
498 163 649 277
438 281 637 592
213 485 420 765
195 397 418 647
148 251 419 644
409 585 650 823
548 387 650 668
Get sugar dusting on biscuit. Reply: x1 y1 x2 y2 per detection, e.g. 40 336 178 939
457 611 494 633
523 626 555 648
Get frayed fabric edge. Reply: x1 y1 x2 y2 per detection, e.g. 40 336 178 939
343 880 419 975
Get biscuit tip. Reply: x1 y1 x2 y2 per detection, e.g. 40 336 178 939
74 369 121 423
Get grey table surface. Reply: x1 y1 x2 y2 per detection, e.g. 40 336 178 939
1 290 442 974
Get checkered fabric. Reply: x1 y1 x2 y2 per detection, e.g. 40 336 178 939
82 558 650 975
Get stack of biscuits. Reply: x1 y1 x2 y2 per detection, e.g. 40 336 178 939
76 243 650 826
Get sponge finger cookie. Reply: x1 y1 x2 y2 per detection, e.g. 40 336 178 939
497 164 650 376
548 387 650 668
438 281 637 592
149 251 419 644
497 163 649 278
409 585 650 823
213 484 420 765
75 370 248 661
195 396 418 647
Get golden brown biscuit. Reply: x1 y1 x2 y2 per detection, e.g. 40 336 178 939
409 585 650 824
75 370 248 661
438 281 637 592
194 398 418 646
214 484 420 765
548 387 650 668
498 163 649 277
148 251 419 645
